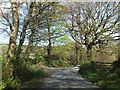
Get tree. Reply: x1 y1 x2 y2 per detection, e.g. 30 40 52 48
32 2 66 60
0 1 38 79
0 0 21 79
65 2 119 60
15 2 56 60
17 2 35 60
23 2 60 60
1 0 19 60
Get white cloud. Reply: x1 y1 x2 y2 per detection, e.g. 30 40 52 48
0 1 11 14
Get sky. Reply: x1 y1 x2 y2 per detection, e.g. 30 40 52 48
0 33 9 44
0 0 10 44
0 18 9 44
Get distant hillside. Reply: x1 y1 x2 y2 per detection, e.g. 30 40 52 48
0 44 8 56
0 44 117 63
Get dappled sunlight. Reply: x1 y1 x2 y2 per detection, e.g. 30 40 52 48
40 67 99 88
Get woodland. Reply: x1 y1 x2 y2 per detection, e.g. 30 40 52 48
0 1 120 89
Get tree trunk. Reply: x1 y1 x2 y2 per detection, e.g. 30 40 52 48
47 41 51 56
7 1 19 60
47 25 52 61
25 28 35 60
79 45 83 61
7 0 19 79
17 21 29 57
75 41 79 65
86 45 92 60
46 16 52 62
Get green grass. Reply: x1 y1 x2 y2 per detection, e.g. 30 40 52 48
79 60 120 89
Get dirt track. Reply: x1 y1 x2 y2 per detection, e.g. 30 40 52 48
40 66 99 88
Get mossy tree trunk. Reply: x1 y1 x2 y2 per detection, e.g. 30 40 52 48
7 1 19 60
6 0 19 79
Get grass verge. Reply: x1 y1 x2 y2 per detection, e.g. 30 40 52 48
79 60 120 89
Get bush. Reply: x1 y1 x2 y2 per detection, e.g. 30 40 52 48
59 59 71 67
1 56 20 90
13 61 45 82
29 65 45 79
79 60 96 74
27 53 44 64
0 82 6 90
34 53 44 63
44 54 61 61
45 59 70 67
79 60 120 89
1 55 45 90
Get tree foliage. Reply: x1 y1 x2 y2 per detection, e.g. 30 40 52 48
65 2 119 60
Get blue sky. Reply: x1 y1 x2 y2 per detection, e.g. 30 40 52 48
0 33 9 44
0 19 9 44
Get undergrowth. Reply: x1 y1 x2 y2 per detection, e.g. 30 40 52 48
79 60 120 89
1 56 45 90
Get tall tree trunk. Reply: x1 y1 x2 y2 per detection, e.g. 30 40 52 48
79 44 83 61
47 39 51 56
25 28 35 60
46 15 52 62
7 0 19 79
47 25 52 60
86 45 92 60
7 1 19 60
75 41 79 65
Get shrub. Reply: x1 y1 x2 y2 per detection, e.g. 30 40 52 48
27 53 44 64
14 62 45 82
1 54 45 90
79 60 120 89
44 54 61 61
45 59 70 67
1 56 20 89
59 59 70 67
79 60 95 74
28 65 45 79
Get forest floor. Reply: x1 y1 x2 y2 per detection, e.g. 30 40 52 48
37 66 99 88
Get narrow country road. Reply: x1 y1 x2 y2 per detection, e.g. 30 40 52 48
40 66 99 88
